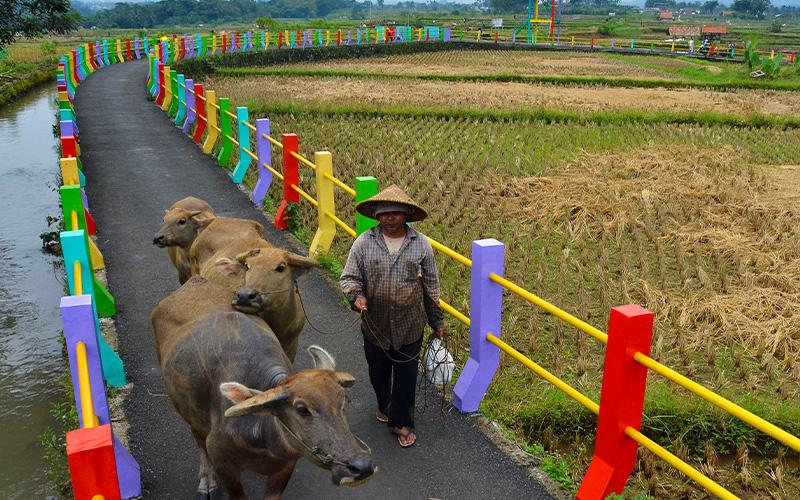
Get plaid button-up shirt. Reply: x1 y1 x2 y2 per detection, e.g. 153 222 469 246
340 226 444 350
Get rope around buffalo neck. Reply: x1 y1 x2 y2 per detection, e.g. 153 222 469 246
277 418 371 466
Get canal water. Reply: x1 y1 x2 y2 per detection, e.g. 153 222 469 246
0 85 67 498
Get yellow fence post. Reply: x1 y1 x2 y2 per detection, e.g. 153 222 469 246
212 34 217 55
116 39 124 62
202 90 219 154
60 158 81 186
309 151 336 256
160 65 172 112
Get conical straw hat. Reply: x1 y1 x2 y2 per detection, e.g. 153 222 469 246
356 184 428 222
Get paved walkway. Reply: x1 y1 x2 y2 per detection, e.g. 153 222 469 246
74 59 552 499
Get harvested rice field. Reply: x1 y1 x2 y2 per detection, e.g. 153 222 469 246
208 73 800 118
264 49 726 80
209 47 800 498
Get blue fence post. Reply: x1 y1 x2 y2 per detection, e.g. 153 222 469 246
61 231 126 387
174 74 187 125
102 39 110 65
143 36 150 55
232 106 252 184
453 239 505 412
252 118 272 206
182 78 195 134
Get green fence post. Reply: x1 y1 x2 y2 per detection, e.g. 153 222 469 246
174 73 187 124
217 97 234 167
355 176 379 236
167 70 179 118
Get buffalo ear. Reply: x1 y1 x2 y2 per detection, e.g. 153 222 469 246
220 382 262 404
235 248 261 264
286 253 319 278
215 257 244 277
335 371 356 388
190 211 215 225
308 345 336 371
224 387 289 417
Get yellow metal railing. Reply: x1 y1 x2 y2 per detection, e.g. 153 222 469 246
76 341 97 429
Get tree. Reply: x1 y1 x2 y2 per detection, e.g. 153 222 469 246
1 0 79 49
703 0 719 13
731 0 772 18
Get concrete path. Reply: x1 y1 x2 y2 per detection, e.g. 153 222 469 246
74 59 553 499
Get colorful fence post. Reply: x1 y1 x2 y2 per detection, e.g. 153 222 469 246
155 63 165 104
181 78 195 134
274 133 299 230
354 176 379 236
67 424 122 500
309 151 336 256
576 305 655 500
252 118 272 206
174 74 187 125
232 106 251 183
192 84 206 144
217 97 234 167
103 39 110 65
134 37 140 59
167 70 179 118
60 184 105 271
201 90 219 154
453 239 505 412
160 66 172 111
125 38 132 61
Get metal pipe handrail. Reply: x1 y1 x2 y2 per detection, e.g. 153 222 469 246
76 341 97 429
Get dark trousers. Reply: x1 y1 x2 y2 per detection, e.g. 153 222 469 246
362 334 423 429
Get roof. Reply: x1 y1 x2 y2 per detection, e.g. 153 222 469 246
702 25 727 34
669 25 701 36
659 12 674 20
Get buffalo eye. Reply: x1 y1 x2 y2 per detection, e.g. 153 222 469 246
177 218 187 225
275 263 287 273
295 404 312 417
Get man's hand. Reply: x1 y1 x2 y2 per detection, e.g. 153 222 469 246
354 296 367 312
432 326 447 339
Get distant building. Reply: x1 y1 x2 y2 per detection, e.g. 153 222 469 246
722 10 734 16
659 12 674 21
681 7 700 14
702 25 727 41
669 25 701 37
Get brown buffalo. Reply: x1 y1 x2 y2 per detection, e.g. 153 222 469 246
211 247 318 362
188 217 266 277
153 196 216 284
152 304 375 500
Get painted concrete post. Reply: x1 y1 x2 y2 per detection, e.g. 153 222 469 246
167 70 179 118
125 38 132 60
192 84 206 144
174 74 187 125
117 39 125 63
576 305 654 500
60 185 105 271
179 36 186 59
630 39 635 50
611 36 615 49
444 27 451 42
310 151 336 256
103 39 110 65
155 63 165 104
232 106 251 183
62 294 110 426
60 157 81 187
160 66 172 111
217 98 234 167
95 41 103 67
143 36 150 55
252 118 272 206
355 176 379 236
201 90 219 154
347 30 352 45
60 231 124 385
66 424 122 500
134 37 141 59
181 78 195 134
274 133 299 230
357 28 361 45
453 239 505 412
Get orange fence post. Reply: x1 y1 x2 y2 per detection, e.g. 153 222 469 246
274 133 299 230
577 305 654 500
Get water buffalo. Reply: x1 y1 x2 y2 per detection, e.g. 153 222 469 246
153 196 216 284
210 247 318 362
188 216 267 277
152 306 375 500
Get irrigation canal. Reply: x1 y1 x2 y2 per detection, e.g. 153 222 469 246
0 85 68 498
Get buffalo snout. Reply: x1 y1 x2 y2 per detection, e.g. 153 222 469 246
153 234 168 247
232 288 262 313
331 456 376 486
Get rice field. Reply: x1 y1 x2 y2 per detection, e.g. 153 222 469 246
213 48 800 498
208 73 800 119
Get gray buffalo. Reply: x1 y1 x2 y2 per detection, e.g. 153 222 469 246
153 196 215 284
152 304 375 500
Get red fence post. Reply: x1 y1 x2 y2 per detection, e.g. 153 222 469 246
591 37 595 49
125 39 132 60
221 34 227 55
278 31 283 49
61 135 78 158
337 29 342 46
66 424 122 500
792 52 796 64
179 37 186 59
576 305 654 500
155 63 165 105
192 83 206 144
274 133 299 230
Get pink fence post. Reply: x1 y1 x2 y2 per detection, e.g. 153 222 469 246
453 239 505 412
576 305 654 500
274 133 299 230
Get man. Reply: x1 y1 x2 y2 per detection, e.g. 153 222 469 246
340 185 446 448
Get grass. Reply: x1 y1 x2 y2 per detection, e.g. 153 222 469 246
189 44 800 498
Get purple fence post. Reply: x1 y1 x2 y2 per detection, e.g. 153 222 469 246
248 31 254 50
252 118 272 206
453 239 505 412
182 78 195 134
445 27 451 42
62 294 110 427
134 37 141 59
95 41 104 67
347 30 352 45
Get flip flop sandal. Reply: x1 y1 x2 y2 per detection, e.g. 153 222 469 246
374 410 389 423
395 429 416 448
